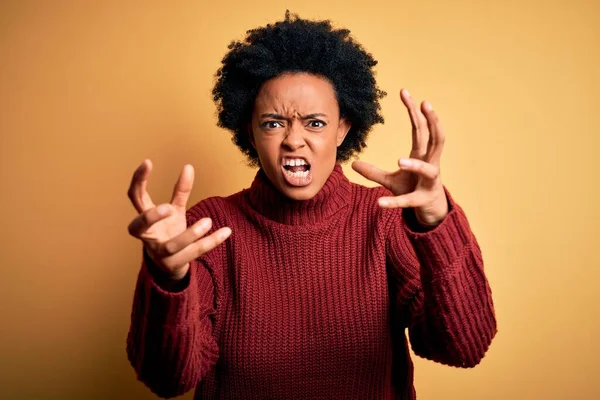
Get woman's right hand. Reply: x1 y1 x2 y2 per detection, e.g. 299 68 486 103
127 159 232 281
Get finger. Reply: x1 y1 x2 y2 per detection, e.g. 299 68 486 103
351 160 393 189
127 159 156 213
421 101 446 165
158 217 212 257
398 158 440 181
377 192 424 209
164 227 232 268
190 227 232 257
400 89 428 158
127 203 173 238
170 164 195 209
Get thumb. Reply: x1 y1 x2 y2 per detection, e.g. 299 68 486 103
351 161 392 189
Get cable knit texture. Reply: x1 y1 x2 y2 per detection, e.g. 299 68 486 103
127 164 497 399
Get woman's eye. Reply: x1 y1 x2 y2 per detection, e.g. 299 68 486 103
261 121 283 129
308 120 326 128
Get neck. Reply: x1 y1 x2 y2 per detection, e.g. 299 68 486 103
246 164 351 225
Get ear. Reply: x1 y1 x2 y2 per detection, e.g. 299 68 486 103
247 123 256 149
336 118 351 147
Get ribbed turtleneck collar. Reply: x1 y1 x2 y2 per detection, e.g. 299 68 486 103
246 164 352 225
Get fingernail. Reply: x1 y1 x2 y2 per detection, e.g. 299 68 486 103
403 89 411 98
219 228 232 239
399 158 413 167
194 218 211 234
379 199 389 207
424 101 433 111
157 204 171 215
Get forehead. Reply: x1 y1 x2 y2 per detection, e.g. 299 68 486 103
254 73 338 113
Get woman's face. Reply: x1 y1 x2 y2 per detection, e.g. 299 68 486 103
250 73 350 201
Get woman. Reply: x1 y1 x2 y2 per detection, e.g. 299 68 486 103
126 11 497 400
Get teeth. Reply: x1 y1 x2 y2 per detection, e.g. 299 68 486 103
283 158 307 166
284 169 309 178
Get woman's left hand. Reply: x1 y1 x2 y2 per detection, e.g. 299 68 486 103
352 89 448 227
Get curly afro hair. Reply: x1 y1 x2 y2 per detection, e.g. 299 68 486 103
212 11 386 166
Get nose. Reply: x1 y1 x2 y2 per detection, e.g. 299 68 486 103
281 124 306 151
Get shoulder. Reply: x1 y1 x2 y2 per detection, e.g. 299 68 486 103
184 190 248 266
347 181 403 229
186 189 248 226
349 180 393 202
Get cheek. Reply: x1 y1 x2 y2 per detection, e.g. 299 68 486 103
254 136 281 160
313 129 340 152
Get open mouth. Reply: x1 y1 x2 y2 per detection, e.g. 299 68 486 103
281 157 313 187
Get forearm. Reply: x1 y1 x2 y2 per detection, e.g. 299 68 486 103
126 259 219 397
405 202 497 367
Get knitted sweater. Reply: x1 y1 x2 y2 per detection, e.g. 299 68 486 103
127 164 497 399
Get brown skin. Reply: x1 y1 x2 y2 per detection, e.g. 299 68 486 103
249 72 351 201
248 73 448 225
126 81 449 282
126 160 232 281
352 89 449 226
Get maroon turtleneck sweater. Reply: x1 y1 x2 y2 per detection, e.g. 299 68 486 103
127 164 497 399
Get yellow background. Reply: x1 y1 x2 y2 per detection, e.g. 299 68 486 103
1 1 598 399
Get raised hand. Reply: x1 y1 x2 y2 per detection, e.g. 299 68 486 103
127 160 232 281
352 89 448 226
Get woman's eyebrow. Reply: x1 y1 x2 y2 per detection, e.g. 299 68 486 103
300 113 328 120
260 113 328 120
260 113 287 120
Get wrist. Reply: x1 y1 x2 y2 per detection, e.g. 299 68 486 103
143 248 190 291
415 192 449 227
415 208 447 227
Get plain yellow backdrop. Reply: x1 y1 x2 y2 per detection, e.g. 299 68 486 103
1 1 598 399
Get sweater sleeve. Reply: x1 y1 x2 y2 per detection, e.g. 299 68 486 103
126 233 220 398
386 191 497 368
